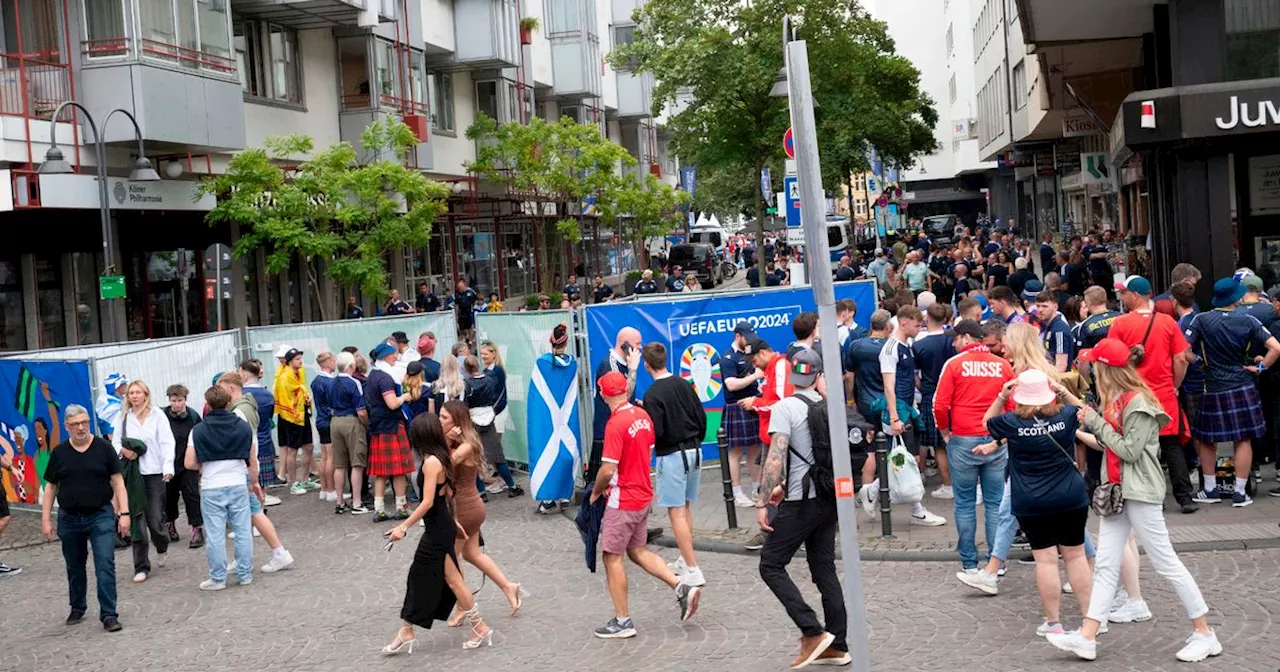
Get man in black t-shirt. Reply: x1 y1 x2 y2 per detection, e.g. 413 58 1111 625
41 404 130 631
415 282 441 313
0 448 16 576
592 274 614 303
384 289 413 316
453 279 478 340
563 273 583 303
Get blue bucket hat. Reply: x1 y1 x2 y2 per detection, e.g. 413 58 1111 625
1021 280 1044 303
1212 277 1247 308
370 342 397 361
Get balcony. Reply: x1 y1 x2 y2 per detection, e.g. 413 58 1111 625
614 69 653 120
338 36 432 168
438 0 519 71
545 0 602 100
78 38 245 151
0 53 71 120
229 0 392 29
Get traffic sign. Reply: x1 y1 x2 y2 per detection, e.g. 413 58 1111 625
783 127 795 159
784 176 801 228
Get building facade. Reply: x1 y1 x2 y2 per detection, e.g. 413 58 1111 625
0 0 675 351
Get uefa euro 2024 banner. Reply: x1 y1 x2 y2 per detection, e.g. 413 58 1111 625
583 281 877 459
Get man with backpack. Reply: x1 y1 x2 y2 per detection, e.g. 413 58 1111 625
755 349 850 669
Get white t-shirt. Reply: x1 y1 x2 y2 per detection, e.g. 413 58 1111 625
189 435 249 490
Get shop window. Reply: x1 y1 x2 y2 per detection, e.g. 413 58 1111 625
0 257 24 351
35 254 65 348
71 252 102 344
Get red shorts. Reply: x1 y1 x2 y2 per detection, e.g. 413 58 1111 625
600 506 650 555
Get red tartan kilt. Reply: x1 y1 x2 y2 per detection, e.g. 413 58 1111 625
368 427 415 477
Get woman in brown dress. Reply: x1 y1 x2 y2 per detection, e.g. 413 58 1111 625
381 414 493 654
440 401 527 626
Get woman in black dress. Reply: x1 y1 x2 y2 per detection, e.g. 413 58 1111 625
381 414 491 655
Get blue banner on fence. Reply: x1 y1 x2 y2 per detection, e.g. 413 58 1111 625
0 360 95 506
583 281 877 459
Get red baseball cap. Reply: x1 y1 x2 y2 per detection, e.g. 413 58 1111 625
598 371 628 397
1076 338 1131 367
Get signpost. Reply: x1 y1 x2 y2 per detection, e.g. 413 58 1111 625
784 176 801 229
204 243 233 332
98 275 125 300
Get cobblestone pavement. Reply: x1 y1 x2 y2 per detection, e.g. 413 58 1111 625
2 485 1279 672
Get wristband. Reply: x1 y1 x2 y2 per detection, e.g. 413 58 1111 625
1259 363 1268 373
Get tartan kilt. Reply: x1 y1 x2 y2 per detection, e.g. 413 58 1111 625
722 402 761 448
368 426 415 477
1191 385 1266 444
917 398 943 448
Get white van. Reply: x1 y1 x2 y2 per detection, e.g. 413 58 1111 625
689 223 729 260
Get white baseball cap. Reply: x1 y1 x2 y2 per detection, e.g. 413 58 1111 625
273 344 292 359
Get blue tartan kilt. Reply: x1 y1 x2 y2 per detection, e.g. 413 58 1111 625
1192 385 1266 444
917 398 943 448
722 402 762 448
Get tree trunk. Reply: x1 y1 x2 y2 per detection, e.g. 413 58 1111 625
755 158 768 284
845 174 858 245
307 263 329 322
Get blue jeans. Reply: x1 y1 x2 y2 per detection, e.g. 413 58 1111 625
201 484 254 584
57 506 118 621
947 435 1007 569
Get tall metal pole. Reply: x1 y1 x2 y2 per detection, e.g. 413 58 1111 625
785 35 871 671
94 133 117 344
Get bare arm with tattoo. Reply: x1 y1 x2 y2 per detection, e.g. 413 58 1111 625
756 432 789 507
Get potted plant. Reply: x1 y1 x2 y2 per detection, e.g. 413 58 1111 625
624 269 643 295
519 16 540 45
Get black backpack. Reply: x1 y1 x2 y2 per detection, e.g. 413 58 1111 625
788 394 836 502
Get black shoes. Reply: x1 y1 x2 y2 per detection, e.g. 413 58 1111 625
189 526 206 548
103 616 122 632
507 486 525 498
166 522 180 542
66 610 85 625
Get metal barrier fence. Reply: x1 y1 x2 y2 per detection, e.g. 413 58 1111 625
475 310 577 468
246 312 458 390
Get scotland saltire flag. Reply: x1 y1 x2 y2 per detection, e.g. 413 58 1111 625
527 352 580 502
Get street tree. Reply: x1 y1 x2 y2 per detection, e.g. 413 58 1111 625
611 0 936 278
200 120 449 319
599 172 690 268
467 115 661 284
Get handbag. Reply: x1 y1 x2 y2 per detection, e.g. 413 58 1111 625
1089 397 1131 517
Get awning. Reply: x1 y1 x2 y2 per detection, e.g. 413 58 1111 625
1114 78 1280 155
901 188 986 206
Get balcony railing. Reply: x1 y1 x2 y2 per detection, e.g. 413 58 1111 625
0 53 71 120
81 37 237 76
340 92 428 115
380 93 428 115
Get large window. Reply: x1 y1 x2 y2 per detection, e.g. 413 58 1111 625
476 79 499 120
1012 59 1027 109
137 0 234 73
83 0 127 57
429 71 454 133
0 256 24 351
547 0 579 34
235 17 301 104
374 40 394 100
407 50 426 112
1226 0 1280 81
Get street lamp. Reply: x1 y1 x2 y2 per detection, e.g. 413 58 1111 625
40 103 160 343
773 16 873 672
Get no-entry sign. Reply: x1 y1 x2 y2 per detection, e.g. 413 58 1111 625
783 127 795 159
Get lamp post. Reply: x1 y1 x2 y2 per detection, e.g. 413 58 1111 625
39 103 161 344
773 16 872 672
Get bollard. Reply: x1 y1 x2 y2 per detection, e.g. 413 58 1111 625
717 427 738 530
876 435 893 539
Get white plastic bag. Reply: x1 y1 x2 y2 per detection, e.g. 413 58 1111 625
887 436 924 504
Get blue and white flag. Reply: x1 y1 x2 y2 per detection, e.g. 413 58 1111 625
527 353 581 502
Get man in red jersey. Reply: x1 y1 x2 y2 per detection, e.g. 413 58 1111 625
590 372 698 639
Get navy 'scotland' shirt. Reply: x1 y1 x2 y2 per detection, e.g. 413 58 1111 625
1040 313 1074 364
1184 309 1274 393
1076 310 1119 351
987 405 1087 518
879 336 917 406
911 330 954 400
1178 312 1205 395
722 346 759 404
844 336 887 419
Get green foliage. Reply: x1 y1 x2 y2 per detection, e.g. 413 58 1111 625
555 218 582 244
520 16 540 31
200 119 449 301
610 0 937 204
599 173 690 245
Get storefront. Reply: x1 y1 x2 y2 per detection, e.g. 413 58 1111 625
1115 78 1280 296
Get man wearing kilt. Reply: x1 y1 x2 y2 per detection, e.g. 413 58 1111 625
913 303 955 499
365 343 417 522
1184 278 1280 508
722 321 765 510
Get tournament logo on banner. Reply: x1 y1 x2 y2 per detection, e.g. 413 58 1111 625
584 281 877 459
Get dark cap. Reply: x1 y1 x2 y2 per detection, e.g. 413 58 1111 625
405 360 425 377
741 334 771 357
733 320 756 336
952 319 984 340
283 348 304 363
391 331 409 344
789 349 823 387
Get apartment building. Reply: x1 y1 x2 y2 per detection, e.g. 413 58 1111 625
864 0 994 224
0 0 675 351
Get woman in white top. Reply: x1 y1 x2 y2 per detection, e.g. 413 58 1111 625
431 355 467 414
112 380 175 584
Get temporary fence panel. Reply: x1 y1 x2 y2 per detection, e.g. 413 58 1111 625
475 310 577 468
247 313 458 391
0 359 95 507
581 280 878 460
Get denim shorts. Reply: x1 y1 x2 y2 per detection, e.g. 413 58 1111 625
249 492 263 516
655 449 701 508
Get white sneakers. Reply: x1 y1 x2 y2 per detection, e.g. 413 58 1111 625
931 485 954 499
1176 631 1223 662
156 552 168 568
263 494 282 507
955 569 998 595
1046 630 1097 660
318 490 338 502
667 557 706 587
910 510 946 526
199 579 226 591
262 550 295 573
858 484 877 519
132 572 147 584
1108 598 1153 624
733 493 757 508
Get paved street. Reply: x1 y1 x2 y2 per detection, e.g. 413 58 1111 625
3 484 1280 671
